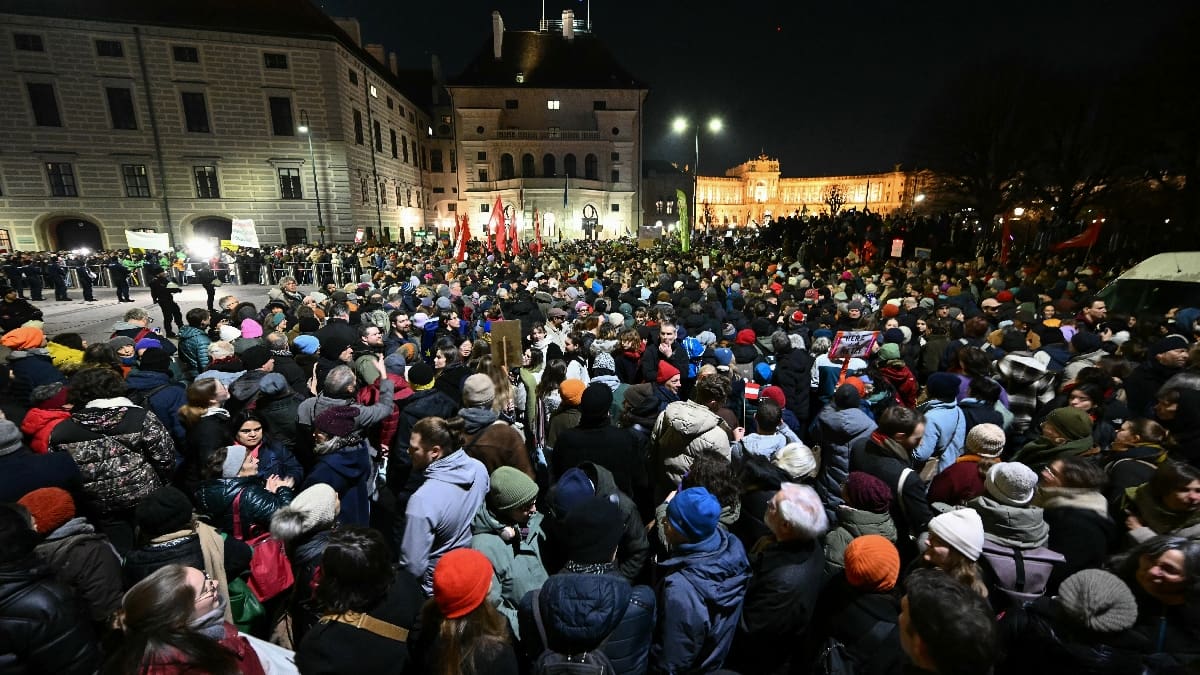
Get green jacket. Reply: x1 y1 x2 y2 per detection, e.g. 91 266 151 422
1124 483 1200 544
470 506 547 639
1011 434 1094 472
822 505 897 581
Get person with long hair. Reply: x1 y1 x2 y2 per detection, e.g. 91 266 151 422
1100 418 1168 509
476 354 519 422
411 547 518 675
296 527 424 673
532 359 567 462
1122 460 1200 544
1111 535 1200 664
233 411 302 483
433 338 470 407
103 564 266 675
193 445 295 537
919 509 989 599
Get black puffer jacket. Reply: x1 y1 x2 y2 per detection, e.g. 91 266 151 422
771 345 813 426
194 476 295 536
47 400 176 515
998 596 1150 675
0 559 100 674
518 572 656 675
123 530 251 587
32 518 123 624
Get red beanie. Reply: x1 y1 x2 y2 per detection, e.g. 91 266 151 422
656 360 680 385
760 385 786 408
433 548 493 619
735 329 757 346
996 290 1014 303
17 487 75 534
880 303 900 319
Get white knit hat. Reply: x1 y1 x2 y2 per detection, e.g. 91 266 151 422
288 483 339 532
220 445 249 478
928 508 984 561
966 424 1006 458
218 324 242 342
985 462 1038 507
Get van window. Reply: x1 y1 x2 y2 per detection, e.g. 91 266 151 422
1100 280 1200 318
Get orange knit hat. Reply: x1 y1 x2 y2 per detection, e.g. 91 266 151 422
17 487 75 534
843 534 900 592
560 379 586 406
433 548 493 619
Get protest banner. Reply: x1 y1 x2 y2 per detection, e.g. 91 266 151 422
230 219 260 248
830 330 879 360
489 320 523 371
125 230 170 250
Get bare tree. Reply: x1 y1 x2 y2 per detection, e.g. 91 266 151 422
823 184 848 216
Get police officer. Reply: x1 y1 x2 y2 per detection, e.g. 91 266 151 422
48 256 71 301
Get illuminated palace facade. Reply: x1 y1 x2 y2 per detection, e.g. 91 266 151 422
694 156 922 228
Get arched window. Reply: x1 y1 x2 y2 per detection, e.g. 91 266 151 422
522 153 535 177
563 153 577 178
543 154 556 177
500 153 515 180
584 154 598 180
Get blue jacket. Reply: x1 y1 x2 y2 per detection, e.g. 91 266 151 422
913 399 967 473
177 325 211 374
255 439 304 483
652 528 750 674
519 572 656 675
302 436 372 527
125 370 188 442
6 350 65 405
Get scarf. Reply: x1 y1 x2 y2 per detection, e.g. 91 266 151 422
1033 486 1110 519
188 591 230 640
1130 483 1200 537
563 560 619 576
869 430 911 463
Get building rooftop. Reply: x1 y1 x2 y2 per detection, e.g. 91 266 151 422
451 30 646 90
0 0 430 110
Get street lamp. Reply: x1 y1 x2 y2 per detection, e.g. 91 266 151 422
297 109 325 246
673 116 723 239
914 193 926 203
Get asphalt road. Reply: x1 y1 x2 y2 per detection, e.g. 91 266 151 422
37 281 303 347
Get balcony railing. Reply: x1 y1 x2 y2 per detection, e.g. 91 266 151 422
496 129 601 141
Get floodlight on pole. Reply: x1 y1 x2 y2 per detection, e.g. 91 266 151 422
672 116 724 238
298 109 325 245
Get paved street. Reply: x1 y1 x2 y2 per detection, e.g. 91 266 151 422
38 282 301 347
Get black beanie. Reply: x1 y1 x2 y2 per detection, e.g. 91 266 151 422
319 337 351 361
138 347 172 375
563 495 624 565
298 316 320 333
135 486 194 537
579 383 613 421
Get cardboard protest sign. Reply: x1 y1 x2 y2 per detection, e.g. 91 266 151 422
830 330 879 360
489 320 524 371
230 219 260 248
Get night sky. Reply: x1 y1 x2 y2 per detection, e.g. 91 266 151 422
321 0 1189 177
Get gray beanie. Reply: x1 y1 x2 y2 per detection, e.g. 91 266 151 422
221 445 249 478
1056 569 1138 633
0 420 23 456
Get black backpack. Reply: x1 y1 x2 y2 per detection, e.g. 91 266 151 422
128 383 172 408
811 620 895 675
531 590 616 675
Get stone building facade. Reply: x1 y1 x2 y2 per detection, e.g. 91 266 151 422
443 11 647 243
693 156 922 231
0 0 430 252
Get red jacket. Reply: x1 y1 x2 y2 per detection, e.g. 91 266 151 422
879 363 919 409
356 373 411 455
141 622 265 675
20 407 71 454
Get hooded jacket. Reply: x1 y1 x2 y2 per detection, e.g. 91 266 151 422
968 494 1051 549
0 557 100 675
651 399 732 491
177 325 211 374
6 348 65 404
1034 487 1117 586
822 506 898 580
812 403 876 510
47 399 176 514
400 448 490 594
913 399 967 473
125 369 188 441
18 407 70 455
459 407 534 479
32 517 124 623
297 378 395 431
302 433 372 527
652 527 749 674
1012 434 1095 472
471 507 548 639
518 571 656 675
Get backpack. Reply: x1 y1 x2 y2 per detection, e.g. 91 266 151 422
127 383 172 408
682 336 705 379
811 619 895 675
978 539 1065 606
531 590 616 675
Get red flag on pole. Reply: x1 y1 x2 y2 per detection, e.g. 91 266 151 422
534 209 543 255
509 217 520 256
494 196 507 256
1050 220 1103 251
454 215 470 263
1000 219 1012 265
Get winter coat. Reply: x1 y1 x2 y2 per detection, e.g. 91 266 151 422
997 596 1150 675
913 399 967 474
47 398 176 515
226 369 269 415
1038 344 1072 373
194 475 295 535
249 439 303 482
18 406 70 454
1100 445 1164 511
0 558 100 675
1128 583 1200 667
6 349 65 404
182 410 233 478
969 495 1051 549
391 387 458 453
471 507 548 639
552 420 648 504
302 433 372 527
297 378 395 431
295 568 424 675
255 393 301 452
31 517 123 624
459 407 534 479
356 373 408 453
1062 348 1107 384
851 434 933 536
651 399 732 491
734 426 800 463
1124 482 1200 543
772 347 813 424
808 576 903 675
545 462 651 581
927 456 989 506
822 506 898 580
1034 487 1117 587
0 445 81 503
732 457 791 551
811 404 876 510
138 622 265 675
959 397 1007 431
994 351 1057 435
400 449 490 594
651 528 749 674
268 352 308 396
879 363 920 409
519 571 656 675
1011 434 1095 472
125 370 188 442
176 325 211 374
728 536 824 675
1125 360 1182 418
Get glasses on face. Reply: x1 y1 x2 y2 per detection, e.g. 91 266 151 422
196 572 218 601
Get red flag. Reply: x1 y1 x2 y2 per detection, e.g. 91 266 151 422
494 196 507 256
1051 220 1103 251
454 215 470 263
1000 220 1012 265
509 218 520 256
533 209 543 255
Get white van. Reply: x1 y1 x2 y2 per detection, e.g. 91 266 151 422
1096 252 1200 317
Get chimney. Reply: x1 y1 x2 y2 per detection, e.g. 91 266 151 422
365 43 386 65
332 18 362 47
562 9 574 41
388 52 398 75
492 11 504 60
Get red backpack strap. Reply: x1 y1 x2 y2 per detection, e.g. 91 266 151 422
231 490 245 540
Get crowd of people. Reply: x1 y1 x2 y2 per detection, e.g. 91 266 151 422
1 229 1199 675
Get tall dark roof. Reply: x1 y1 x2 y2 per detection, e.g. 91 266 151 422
450 30 646 90
0 0 429 110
